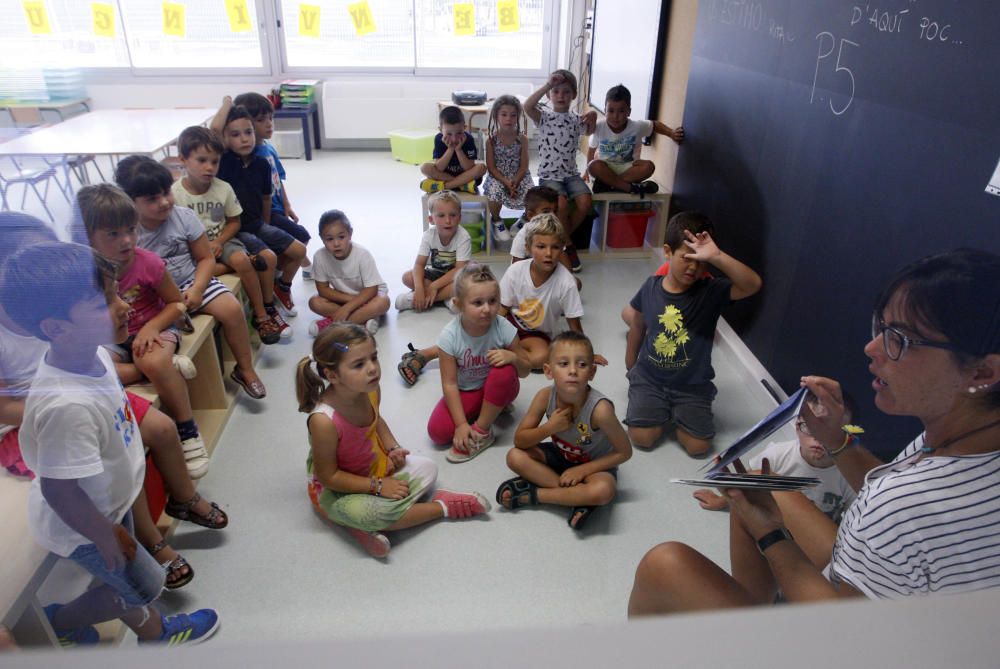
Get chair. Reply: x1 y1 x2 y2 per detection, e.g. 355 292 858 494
0 155 65 223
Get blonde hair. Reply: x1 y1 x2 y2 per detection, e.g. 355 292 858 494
453 262 498 302
524 212 566 248
428 190 462 215
295 323 373 412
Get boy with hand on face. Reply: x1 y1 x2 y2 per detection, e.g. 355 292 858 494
420 105 487 194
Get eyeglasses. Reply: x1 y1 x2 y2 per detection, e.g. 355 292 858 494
794 418 811 436
871 315 961 361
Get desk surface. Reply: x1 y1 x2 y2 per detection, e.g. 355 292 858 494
0 108 213 157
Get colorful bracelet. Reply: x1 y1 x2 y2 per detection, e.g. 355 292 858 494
368 477 377 494
375 477 383 497
829 425 864 457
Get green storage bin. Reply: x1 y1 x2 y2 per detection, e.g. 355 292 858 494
388 129 436 165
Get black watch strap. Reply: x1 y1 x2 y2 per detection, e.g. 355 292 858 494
757 527 793 554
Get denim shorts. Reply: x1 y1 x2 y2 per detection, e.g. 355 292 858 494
238 222 296 255
67 511 165 608
269 211 311 243
624 366 717 439
539 175 591 200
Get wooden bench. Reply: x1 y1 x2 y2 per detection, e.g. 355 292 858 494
1 272 255 646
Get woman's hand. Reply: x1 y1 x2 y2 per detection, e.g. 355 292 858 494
379 477 410 500
721 459 785 540
487 348 516 367
799 375 849 453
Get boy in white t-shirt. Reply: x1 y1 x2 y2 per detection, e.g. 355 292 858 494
307 209 390 337
3 241 219 646
586 84 684 197
499 214 606 370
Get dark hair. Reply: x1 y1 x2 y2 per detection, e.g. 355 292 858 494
605 84 631 107
664 211 715 250
1 241 117 340
73 184 137 244
295 323 374 412
524 186 559 213
178 125 224 158
233 92 274 118
550 69 578 95
318 209 352 236
224 105 254 131
487 95 524 139
875 249 1000 408
0 212 56 265
550 330 594 360
114 155 174 200
439 105 465 126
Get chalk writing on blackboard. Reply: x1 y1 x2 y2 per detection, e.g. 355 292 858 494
811 32 859 116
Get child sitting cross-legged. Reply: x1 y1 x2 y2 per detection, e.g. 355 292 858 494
497 331 632 530
419 105 487 194
307 209 390 337
4 241 219 646
427 264 531 462
297 323 490 559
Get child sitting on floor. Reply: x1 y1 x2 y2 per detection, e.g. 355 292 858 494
419 105 487 194
114 155 267 401
428 264 530 462
307 209 390 337
498 331 631 530
297 323 490 559
171 125 283 345
499 214 606 370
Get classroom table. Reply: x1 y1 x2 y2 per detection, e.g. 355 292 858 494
273 102 321 161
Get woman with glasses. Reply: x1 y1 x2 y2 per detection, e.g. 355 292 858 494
629 248 1000 615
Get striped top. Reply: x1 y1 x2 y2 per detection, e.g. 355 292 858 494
829 435 1000 599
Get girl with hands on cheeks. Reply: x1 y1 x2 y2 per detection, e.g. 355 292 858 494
629 248 1000 616
298 323 490 559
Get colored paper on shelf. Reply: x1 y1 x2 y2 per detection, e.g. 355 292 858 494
497 0 520 32
299 3 321 38
348 1 375 36
454 3 475 36
225 0 252 33
91 2 115 37
22 1 51 34
163 1 185 37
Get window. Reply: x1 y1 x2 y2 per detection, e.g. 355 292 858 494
281 0 415 68
1 0 131 69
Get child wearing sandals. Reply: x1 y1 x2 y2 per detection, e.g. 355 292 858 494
428 264 531 462
114 156 267 403
498 331 631 530
75 184 213 480
307 210 390 337
297 323 490 558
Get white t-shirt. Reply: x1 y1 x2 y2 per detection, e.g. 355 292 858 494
437 315 518 391
418 226 472 273
588 119 654 164
171 178 243 241
500 259 583 337
510 218 530 259
312 243 387 296
0 321 48 437
536 109 583 181
748 439 856 522
19 348 145 557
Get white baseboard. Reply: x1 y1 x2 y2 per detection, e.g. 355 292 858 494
715 317 785 408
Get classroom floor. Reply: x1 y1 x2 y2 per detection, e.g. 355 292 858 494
16 149 777 644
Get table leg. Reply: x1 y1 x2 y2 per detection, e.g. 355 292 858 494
311 108 321 150
301 115 312 161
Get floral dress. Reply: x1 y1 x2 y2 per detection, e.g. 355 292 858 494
483 135 533 208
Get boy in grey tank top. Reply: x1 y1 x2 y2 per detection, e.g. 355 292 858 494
496 331 632 530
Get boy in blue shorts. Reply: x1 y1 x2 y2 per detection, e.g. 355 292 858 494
2 241 219 646
420 105 487 194
524 69 597 272
625 212 762 457
587 84 684 197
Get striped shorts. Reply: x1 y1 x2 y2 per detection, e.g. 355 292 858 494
179 276 232 313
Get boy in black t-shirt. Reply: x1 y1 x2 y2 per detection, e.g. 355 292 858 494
624 212 762 457
419 105 486 194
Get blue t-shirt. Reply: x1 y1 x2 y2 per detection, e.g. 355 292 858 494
437 315 517 391
629 275 732 388
254 142 286 214
433 132 478 176
217 150 271 233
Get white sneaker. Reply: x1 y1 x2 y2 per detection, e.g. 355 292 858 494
301 267 313 281
395 291 415 312
172 355 197 380
491 218 511 242
510 217 526 233
181 435 210 479
365 318 379 335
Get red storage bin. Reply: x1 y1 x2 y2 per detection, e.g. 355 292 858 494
607 210 655 248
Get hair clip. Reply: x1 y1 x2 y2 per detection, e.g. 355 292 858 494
332 342 349 352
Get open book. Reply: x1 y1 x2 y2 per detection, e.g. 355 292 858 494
672 387 820 491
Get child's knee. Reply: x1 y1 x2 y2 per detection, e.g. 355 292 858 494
371 295 391 315
419 163 436 177
402 271 414 288
286 241 307 261
427 420 454 446
628 425 662 449
261 249 278 268
574 193 592 210
590 478 617 506
472 163 487 177
308 295 328 313
228 252 251 272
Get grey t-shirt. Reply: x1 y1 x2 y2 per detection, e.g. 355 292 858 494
137 207 205 287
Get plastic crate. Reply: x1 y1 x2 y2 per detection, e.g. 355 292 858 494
607 210 655 248
388 129 436 165
271 129 304 159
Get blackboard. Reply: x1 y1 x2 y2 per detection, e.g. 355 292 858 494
672 0 1000 457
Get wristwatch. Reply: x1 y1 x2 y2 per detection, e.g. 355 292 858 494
756 527 793 554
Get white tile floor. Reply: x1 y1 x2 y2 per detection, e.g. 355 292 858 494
11 150 778 643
